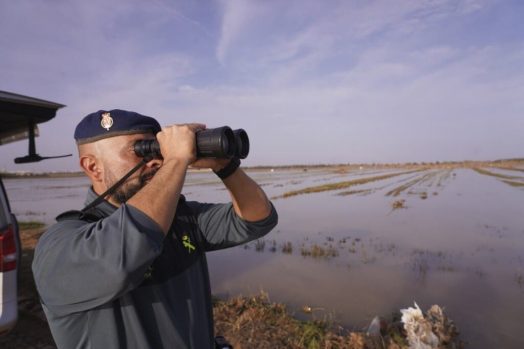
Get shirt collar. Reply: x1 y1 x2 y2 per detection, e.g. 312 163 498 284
85 187 118 215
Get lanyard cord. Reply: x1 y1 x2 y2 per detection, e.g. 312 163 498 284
81 157 151 213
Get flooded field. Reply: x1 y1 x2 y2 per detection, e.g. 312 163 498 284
4 164 524 349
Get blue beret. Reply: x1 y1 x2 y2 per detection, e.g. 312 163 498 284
74 109 161 144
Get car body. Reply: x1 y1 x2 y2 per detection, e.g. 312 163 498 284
0 177 20 336
0 90 65 335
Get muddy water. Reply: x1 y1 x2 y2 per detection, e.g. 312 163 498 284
4 168 524 348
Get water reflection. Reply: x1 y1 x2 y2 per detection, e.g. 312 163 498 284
4 167 524 349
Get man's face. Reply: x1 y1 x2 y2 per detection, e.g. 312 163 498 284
100 133 161 204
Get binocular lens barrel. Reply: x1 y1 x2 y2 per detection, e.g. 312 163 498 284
196 126 235 158
133 126 249 159
233 129 249 159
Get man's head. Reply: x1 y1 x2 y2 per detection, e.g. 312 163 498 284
75 109 162 205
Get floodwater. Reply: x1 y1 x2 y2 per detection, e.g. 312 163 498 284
4 167 524 349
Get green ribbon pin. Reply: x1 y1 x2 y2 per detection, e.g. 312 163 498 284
182 234 196 253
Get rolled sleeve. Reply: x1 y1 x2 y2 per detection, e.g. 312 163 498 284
187 201 278 251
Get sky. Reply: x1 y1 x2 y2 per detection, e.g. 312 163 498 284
1 0 523 172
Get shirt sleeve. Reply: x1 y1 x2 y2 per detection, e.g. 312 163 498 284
185 200 278 251
32 204 164 316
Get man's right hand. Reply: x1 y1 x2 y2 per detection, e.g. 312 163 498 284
128 123 205 234
156 124 206 166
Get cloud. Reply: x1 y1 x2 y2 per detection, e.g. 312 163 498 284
0 0 522 171
216 0 262 65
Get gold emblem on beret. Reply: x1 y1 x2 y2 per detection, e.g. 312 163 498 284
100 112 113 131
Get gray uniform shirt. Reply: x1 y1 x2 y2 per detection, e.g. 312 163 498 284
32 189 278 349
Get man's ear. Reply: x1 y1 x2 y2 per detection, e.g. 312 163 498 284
80 155 103 183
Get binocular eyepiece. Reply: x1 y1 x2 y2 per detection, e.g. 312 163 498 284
134 126 249 160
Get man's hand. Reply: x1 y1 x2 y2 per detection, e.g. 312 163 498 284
156 124 206 166
129 123 205 234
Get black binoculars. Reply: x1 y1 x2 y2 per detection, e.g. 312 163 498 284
134 126 249 159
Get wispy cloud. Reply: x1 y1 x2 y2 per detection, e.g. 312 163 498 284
215 0 263 65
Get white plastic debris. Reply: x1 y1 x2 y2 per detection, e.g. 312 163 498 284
367 316 382 336
400 302 439 349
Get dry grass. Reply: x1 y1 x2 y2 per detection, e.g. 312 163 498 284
213 293 344 349
213 293 464 349
213 292 382 349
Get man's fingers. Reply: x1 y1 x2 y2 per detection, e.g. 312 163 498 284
186 123 206 132
165 123 206 133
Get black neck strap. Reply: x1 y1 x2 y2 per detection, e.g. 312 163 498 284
81 157 150 213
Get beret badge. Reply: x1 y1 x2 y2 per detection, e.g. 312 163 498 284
100 112 114 131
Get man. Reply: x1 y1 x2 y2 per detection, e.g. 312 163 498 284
32 109 278 348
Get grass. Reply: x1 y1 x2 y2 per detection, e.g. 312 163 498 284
255 239 266 252
273 170 421 199
282 242 293 254
494 166 524 173
18 221 46 230
301 244 339 259
337 189 372 196
213 293 340 349
213 293 463 349
472 167 524 180
502 180 524 187
472 168 524 188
